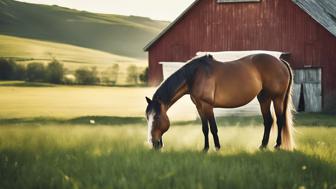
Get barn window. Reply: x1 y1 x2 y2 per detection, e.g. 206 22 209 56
217 0 261 3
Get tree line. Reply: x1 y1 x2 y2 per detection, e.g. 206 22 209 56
0 58 148 85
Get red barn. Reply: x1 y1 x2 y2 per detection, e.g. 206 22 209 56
144 0 336 112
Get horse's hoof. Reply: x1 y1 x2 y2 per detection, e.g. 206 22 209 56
203 148 209 153
274 145 281 150
259 145 267 151
215 146 221 151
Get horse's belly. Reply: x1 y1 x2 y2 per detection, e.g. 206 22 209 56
212 79 262 108
213 93 256 108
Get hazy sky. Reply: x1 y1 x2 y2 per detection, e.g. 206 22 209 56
17 0 195 21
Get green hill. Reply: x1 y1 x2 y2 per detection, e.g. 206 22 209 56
0 0 169 59
0 34 147 83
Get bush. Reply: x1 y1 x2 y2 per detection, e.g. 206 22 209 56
26 63 45 82
101 64 119 85
46 59 64 84
15 64 26 80
75 67 100 85
126 65 138 85
139 67 148 84
0 58 17 80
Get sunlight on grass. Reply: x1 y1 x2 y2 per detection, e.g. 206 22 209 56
0 125 335 162
0 86 200 120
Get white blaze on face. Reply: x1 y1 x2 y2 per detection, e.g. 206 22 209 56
147 111 156 143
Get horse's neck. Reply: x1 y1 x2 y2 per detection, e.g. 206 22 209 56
154 81 189 110
166 82 189 109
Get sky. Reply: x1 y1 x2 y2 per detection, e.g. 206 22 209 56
17 0 195 21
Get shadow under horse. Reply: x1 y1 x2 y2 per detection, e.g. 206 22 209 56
145 54 294 151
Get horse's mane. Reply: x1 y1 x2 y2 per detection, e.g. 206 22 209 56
152 55 213 104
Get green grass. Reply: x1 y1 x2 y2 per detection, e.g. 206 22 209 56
0 125 335 189
0 0 168 59
1 113 336 127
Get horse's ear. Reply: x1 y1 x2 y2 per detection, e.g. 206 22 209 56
146 97 152 104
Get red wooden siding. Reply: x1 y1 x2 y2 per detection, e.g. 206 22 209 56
147 0 336 109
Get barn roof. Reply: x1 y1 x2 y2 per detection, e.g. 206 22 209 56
144 0 336 51
293 0 336 38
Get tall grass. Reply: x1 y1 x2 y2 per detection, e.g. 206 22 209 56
0 125 335 189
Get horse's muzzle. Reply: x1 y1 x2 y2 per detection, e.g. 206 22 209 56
152 138 163 150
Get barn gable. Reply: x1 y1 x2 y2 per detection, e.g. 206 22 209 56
144 0 336 51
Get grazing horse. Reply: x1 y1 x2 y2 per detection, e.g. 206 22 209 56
145 54 294 151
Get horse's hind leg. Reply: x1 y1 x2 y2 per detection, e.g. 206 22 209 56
257 94 273 149
273 96 286 149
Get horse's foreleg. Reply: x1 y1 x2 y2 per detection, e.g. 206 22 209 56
195 104 209 152
208 113 221 151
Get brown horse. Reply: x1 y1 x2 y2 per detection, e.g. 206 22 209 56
145 54 294 151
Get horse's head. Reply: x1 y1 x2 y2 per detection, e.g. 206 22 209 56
145 97 170 150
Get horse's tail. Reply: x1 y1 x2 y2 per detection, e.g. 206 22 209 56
280 59 295 151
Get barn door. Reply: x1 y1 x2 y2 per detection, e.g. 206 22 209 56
293 68 322 112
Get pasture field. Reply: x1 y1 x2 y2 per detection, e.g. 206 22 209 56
0 83 196 120
0 84 335 189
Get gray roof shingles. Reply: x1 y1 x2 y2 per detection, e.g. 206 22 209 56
293 0 336 37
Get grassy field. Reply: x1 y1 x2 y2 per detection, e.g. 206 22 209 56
0 84 335 189
0 83 197 119
0 35 143 65
0 124 335 189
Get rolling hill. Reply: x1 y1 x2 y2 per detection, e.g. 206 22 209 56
0 34 146 84
0 0 169 59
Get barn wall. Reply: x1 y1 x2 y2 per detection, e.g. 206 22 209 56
147 0 336 111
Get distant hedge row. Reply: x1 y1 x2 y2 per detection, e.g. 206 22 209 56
0 58 67 84
0 58 148 85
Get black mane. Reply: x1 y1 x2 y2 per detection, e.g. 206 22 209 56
152 55 213 105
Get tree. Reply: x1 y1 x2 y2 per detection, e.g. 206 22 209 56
26 63 45 82
46 59 64 84
15 64 26 80
0 58 16 80
75 67 100 85
101 64 119 85
139 67 148 84
126 65 138 85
